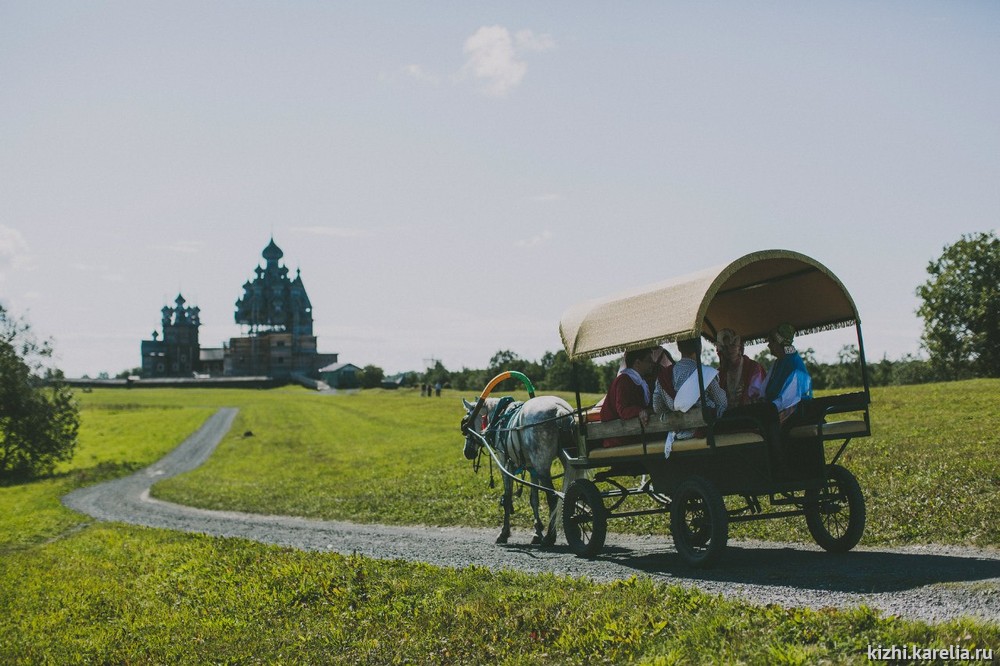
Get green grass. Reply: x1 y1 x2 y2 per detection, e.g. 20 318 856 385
1 525 996 664
151 381 1000 547
734 381 1000 546
0 383 997 663
0 395 215 552
153 387 507 527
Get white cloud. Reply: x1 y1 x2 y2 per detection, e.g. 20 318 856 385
515 230 554 248
515 29 556 53
460 26 554 97
402 63 440 85
0 225 29 280
530 193 563 202
292 226 371 239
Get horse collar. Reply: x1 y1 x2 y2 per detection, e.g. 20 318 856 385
488 396 519 432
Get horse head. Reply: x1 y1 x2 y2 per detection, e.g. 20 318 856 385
461 398 483 460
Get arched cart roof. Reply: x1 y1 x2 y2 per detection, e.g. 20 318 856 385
559 249 860 360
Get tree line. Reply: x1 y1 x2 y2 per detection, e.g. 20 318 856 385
357 343 953 396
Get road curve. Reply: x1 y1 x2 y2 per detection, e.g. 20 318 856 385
62 408 1000 624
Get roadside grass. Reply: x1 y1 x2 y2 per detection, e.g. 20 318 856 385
0 395 215 551
153 381 1000 547
1 384 998 663
154 387 522 528
1 524 996 664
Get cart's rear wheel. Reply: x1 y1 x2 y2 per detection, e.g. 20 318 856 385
670 476 728 568
563 478 606 558
805 464 866 552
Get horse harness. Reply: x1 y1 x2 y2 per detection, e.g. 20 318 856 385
485 397 527 473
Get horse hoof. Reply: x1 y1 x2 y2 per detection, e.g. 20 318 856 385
496 534 509 545
541 533 556 547
531 535 543 546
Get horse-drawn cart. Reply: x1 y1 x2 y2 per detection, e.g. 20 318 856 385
558 249 872 567
462 249 872 568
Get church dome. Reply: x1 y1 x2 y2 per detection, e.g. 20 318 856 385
262 238 283 262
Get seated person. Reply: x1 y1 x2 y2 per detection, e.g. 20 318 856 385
598 347 657 448
715 328 766 407
716 324 813 471
653 337 727 440
763 323 813 423
650 345 675 391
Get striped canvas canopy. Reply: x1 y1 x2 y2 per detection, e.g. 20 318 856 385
560 249 860 360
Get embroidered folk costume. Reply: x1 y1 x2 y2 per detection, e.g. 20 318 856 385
715 328 766 407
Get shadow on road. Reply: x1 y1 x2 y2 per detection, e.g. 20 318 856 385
501 541 1000 594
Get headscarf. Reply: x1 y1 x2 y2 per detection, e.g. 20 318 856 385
773 323 796 347
717 328 740 350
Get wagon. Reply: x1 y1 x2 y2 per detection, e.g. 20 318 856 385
556 249 872 567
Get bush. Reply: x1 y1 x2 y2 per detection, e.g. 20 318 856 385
0 306 80 480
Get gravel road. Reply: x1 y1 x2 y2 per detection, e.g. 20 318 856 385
62 408 1000 624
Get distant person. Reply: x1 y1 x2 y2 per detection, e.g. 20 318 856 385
434 381 442 397
598 347 657 448
715 328 766 407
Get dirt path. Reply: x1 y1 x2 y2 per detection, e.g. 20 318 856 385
62 408 1000 624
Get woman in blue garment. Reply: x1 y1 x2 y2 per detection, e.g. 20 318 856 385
716 324 812 475
763 323 813 424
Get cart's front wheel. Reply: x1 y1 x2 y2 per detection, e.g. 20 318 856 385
562 478 607 558
670 476 728 568
805 464 866 552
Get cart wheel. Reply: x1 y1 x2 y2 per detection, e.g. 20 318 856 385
670 476 728 568
805 464 866 553
562 478 607 558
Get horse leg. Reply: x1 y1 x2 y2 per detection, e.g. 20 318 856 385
537 470 559 547
529 478 544 545
497 475 513 544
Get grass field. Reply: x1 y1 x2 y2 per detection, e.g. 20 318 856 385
151 381 1000 547
0 382 997 663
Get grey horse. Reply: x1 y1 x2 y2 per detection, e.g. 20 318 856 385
462 395 578 546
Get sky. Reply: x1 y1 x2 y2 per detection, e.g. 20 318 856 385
1 2 998 378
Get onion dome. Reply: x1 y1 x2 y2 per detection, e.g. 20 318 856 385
262 238 283 263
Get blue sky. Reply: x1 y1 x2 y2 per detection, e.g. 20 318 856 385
1 2 998 377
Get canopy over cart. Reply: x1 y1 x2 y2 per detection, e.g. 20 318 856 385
560 249 863 360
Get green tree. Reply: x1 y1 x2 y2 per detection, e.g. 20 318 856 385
358 364 385 389
0 305 80 480
543 351 602 392
425 360 451 387
450 367 487 392
823 345 864 389
917 232 1000 378
598 358 620 393
485 350 544 391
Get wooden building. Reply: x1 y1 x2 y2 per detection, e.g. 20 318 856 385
140 238 337 380
224 239 336 378
140 294 202 377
